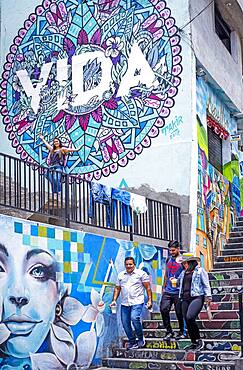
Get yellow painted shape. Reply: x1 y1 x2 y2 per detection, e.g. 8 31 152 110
38 226 47 237
152 260 158 268
77 243 84 252
63 230 70 241
64 262 71 273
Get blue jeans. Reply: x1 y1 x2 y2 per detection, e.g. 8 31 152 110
46 165 63 193
121 304 144 345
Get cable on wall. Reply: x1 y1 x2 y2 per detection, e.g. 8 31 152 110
179 0 214 31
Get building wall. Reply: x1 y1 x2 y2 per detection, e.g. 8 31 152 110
196 77 240 270
239 0 243 10
0 213 167 368
190 0 243 112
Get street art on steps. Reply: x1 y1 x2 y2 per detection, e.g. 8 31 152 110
196 77 240 269
0 214 166 369
1 0 182 180
104 358 236 370
112 347 239 362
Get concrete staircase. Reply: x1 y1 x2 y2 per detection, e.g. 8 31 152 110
102 219 243 369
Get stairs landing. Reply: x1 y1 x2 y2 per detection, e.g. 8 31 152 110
102 217 243 369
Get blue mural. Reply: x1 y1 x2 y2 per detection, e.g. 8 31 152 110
0 214 167 369
1 0 182 180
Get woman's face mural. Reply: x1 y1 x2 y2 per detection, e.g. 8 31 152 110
0 236 60 357
0 215 165 369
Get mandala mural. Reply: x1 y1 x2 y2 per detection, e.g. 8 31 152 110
1 0 182 180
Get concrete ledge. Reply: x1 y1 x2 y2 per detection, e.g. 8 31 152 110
235 356 243 370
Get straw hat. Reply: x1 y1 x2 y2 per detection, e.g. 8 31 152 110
181 253 200 264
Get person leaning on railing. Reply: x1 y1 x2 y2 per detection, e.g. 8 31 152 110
39 134 81 194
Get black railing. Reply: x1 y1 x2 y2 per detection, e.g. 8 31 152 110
0 152 182 242
239 291 243 357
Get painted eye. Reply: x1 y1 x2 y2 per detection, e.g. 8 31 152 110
29 264 48 280
29 263 56 281
0 265 5 273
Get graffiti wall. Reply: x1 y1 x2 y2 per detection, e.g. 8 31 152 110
196 77 239 270
0 0 195 196
0 213 167 369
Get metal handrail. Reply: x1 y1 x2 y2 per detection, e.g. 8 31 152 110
239 291 243 357
0 151 182 242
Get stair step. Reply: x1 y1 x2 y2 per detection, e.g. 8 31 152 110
216 255 243 262
214 260 243 269
212 267 243 272
209 270 243 279
143 319 240 330
112 347 239 362
232 225 243 231
152 310 239 320
209 292 240 301
214 294 241 302
172 301 239 310
221 249 243 255
103 358 235 370
229 231 243 237
139 338 241 352
228 237 243 244
210 278 243 287
205 301 239 309
224 242 243 249
211 285 242 293
154 301 239 311
143 328 240 340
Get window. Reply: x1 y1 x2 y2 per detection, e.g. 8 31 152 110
208 125 223 173
215 4 231 53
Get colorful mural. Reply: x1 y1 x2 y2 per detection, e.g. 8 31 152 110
196 77 239 269
0 214 167 369
1 0 182 180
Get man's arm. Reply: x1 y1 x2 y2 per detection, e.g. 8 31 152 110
143 281 152 308
162 263 168 292
110 285 121 306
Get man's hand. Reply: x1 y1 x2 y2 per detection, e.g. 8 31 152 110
146 299 152 309
205 296 212 305
109 300 117 308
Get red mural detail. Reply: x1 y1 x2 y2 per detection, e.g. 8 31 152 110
207 115 229 140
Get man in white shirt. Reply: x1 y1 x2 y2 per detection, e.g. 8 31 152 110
110 256 152 350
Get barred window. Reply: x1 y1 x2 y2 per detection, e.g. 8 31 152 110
208 125 223 173
215 4 231 53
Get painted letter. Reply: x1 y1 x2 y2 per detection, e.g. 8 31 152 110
72 51 113 106
16 62 53 114
117 42 157 97
56 58 69 110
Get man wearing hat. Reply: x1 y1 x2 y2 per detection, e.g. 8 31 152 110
177 253 212 351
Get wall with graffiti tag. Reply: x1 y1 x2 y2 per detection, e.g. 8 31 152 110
0 213 167 369
196 77 240 270
0 0 197 200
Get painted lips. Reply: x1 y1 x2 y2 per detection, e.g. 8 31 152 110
3 314 41 335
